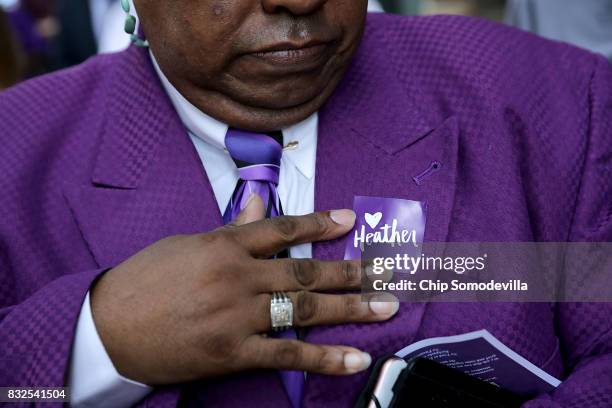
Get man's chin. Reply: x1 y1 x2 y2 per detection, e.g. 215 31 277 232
185 73 342 130
234 71 343 109
210 98 319 131
236 90 326 111
225 55 344 110
222 103 319 132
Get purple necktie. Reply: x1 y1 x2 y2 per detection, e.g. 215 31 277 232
223 128 304 408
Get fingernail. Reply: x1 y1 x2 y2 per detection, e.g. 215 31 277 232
242 194 256 210
369 300 400 317
344 352 372 372
330 210 356 226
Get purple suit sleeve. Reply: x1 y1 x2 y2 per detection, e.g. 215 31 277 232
0 258 104 393
524 56 612 408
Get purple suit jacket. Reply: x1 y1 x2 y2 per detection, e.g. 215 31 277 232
1 14 611 408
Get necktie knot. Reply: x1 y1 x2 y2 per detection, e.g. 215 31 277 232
225 129 283 185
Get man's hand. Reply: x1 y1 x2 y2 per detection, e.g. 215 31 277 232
91 196 399 385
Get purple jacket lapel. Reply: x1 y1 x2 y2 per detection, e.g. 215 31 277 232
305 28 459 406
63 47 222 269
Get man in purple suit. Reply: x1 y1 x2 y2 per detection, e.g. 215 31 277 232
1 0 611 407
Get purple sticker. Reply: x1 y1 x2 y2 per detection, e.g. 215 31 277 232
344 196 427 261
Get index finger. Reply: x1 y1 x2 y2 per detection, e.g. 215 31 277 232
226 210 356 257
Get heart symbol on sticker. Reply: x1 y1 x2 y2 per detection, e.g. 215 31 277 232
365 212 383 229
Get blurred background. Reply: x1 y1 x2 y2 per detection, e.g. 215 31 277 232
1 0 611 89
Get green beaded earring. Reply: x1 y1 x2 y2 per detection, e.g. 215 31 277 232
121 0 149 48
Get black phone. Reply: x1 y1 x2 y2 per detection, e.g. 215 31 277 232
355 357 528 408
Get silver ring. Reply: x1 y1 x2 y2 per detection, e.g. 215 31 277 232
270 292 293 332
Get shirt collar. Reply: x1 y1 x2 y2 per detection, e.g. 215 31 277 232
151 52 317 180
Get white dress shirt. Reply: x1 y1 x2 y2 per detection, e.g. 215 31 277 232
68 53 317 407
